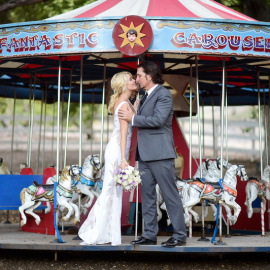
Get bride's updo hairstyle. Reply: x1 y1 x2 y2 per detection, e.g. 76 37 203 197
108 71 132 114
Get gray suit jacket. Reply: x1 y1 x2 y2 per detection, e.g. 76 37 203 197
133 84 177 161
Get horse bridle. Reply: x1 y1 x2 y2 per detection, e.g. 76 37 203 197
69 164 80 177
237 165 245 179
90 154 101 170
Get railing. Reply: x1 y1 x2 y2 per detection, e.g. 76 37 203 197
0 115 263 161
178 117 262 161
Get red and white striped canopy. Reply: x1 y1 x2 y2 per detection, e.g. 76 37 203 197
49 0 255 21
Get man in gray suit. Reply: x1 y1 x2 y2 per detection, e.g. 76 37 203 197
119 61 186 247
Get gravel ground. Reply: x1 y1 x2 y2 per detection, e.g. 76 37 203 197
0 250 270 270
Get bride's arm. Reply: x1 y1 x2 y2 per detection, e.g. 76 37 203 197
119 104 129 169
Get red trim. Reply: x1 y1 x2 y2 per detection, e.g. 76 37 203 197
147 0 198 17
75 0 123 18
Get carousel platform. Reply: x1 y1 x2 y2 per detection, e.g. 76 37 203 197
1 224 270 253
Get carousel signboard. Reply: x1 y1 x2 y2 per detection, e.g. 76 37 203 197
112 15 153 56
1 18 270 58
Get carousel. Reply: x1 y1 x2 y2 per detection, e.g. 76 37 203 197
0 0 270 256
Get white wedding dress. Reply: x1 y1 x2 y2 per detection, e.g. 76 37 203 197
78 101 132 245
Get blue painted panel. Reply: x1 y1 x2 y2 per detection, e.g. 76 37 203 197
1 18 270 58
0 175 43 210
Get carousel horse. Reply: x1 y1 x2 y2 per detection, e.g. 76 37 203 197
183 164 248 226
45 155 102 215
0 157 10 174
244 165 270 218
71 154 102 215
19 164 80 227
156 158 230 225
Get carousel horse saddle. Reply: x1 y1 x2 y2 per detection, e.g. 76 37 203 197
33 181 54 191
195 177 206 183
209 182 223 189
248 176 259 182
175 176 193 183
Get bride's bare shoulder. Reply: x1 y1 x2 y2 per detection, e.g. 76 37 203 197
113 101 128 114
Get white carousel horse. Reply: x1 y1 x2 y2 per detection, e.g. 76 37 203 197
45 155 102 215
0 157 10 174
71 154 102 215
183 164 248 226
19 164 80 227
244 165 270 218
156 158 230 225
156 159 212 224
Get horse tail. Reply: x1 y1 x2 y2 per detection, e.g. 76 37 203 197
20 188 26 205
245 182 251 201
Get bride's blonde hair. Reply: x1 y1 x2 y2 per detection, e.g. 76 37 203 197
108 71 132 114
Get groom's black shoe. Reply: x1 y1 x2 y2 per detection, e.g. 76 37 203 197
130 236 157 245
161 237 186 248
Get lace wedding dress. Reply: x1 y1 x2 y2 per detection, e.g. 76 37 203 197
78 101 132 245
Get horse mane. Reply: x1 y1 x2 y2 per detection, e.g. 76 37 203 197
59 166 70 183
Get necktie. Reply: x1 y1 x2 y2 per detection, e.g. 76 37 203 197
140 92 148 106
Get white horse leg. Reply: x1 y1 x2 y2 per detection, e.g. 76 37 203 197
82 188 95 209
58 197 74 222
183 190 201 225
19 192 35 227
91 190 100 199
245 184 258 218
222 203 233 224
25 201 42 225
45 202 51 214
68 201 80 224
209 203 217 219
188 207 200 223
223 194 241 225
158 202 171 226
202 203 209 219
157 201 162 222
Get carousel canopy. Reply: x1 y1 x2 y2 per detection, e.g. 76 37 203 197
48 0 255 21
0 0 269 107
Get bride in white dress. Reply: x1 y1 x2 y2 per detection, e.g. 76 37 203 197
79 71 138 246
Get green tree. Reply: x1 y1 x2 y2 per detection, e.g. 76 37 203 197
219 0 270 21
0 0 96 24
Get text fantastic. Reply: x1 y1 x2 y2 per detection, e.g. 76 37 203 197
0 32 98 53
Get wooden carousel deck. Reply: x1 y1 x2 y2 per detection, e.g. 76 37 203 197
1 224 270 253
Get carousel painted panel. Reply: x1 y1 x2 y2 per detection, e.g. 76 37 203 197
1 18 270 59
151 19 270 58
0 19 117 58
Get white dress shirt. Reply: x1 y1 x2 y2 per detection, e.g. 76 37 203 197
132 84 158 125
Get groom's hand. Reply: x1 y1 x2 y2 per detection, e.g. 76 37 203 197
118 106 133 122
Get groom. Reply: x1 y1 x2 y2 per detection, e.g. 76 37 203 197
118 61 187 247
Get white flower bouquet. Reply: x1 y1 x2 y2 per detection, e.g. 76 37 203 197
114 166 142 191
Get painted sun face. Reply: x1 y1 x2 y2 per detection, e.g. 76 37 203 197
118 22 146 49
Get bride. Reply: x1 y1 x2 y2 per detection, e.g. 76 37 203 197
79 71 139 245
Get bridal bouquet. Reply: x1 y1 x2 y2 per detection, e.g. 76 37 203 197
114 166 142 191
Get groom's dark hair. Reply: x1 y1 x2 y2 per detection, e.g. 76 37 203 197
138 61 164 84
